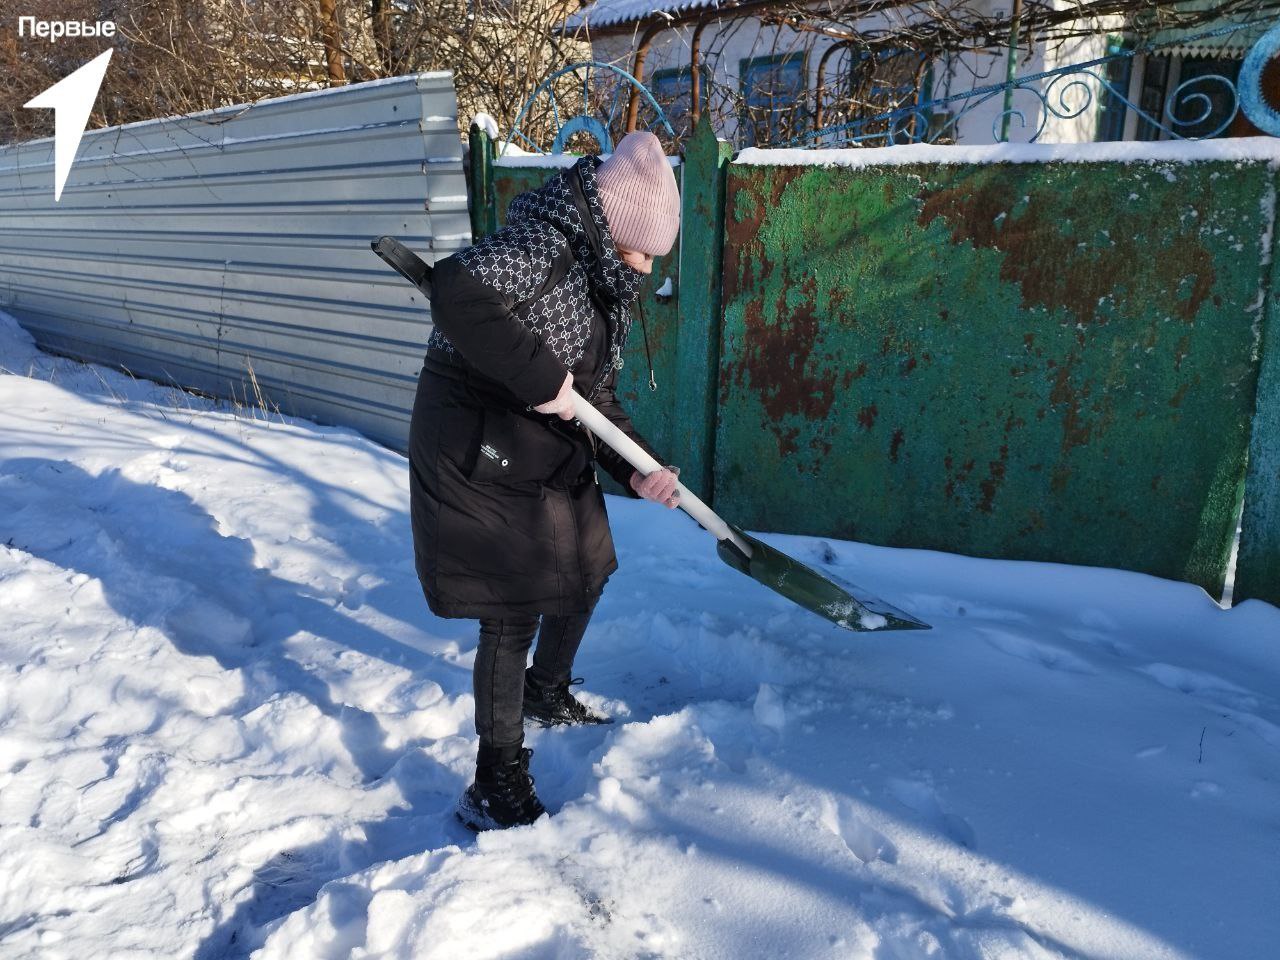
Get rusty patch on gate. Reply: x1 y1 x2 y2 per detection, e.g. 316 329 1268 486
916 177 1216 325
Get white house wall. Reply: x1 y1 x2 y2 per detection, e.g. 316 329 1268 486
588 0 1119 147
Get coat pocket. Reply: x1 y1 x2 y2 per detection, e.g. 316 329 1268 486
434 403 484 478
468 408 578 485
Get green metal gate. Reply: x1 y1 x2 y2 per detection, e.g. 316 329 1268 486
469 119 1280 608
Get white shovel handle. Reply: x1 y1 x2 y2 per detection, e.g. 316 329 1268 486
571 391 753 558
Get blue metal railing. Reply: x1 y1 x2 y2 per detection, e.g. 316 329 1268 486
503 62 675 156
786 17 1280 147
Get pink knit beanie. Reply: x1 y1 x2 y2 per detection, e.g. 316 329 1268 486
596 132 681 257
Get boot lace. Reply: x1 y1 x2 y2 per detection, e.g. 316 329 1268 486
492 748 543 819
550 678 591 721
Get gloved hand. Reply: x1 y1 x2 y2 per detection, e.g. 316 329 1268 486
630 465 681 509
533 371 575 420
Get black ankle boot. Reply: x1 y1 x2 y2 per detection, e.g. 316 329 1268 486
456 741 547 831
522 669 614 727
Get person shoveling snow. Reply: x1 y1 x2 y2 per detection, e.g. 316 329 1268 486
408 132 685 830
392 133 931 831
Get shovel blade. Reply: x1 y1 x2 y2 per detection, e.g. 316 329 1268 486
716 526 930 633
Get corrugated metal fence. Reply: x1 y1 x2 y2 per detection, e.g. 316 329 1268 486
0 73 467 450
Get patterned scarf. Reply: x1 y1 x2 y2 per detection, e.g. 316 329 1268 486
434 156 647 397
507 156 645 312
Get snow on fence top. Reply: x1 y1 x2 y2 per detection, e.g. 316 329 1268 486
735 137 1280 168
494 154 587 168
492 138 1280 171
493 153 682 168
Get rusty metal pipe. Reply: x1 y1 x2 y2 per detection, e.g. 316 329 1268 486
910 55 931 141
627 22 668 133
814 40 850 131
691 15 714 124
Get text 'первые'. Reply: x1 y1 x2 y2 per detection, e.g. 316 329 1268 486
17 18 117 42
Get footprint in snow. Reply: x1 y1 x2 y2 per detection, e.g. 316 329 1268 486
825 797 898 865
1190 780 1223 800
338 574 369 609
1078 607 1120 631
1061 625 1130 658
887 778 976 849
976 626 1096 675
812 540 839 565
907 595 1031 624
1136 663 1261 713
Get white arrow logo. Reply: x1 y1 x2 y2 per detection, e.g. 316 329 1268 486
23 48 114 202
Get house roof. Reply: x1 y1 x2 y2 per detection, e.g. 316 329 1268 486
561 0 731 33
563 0 1274 54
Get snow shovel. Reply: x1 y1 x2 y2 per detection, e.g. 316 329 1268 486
570 394 929 633
370 235 929 633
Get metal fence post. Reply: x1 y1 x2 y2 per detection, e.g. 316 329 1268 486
468 121 497 241
1236 172 1280 608
675 113 733 501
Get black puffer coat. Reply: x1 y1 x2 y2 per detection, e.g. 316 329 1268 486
409 156 661 619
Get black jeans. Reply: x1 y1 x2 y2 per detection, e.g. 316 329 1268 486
474 596 598 748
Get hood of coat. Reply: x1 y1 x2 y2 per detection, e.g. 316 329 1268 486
506 156 644 313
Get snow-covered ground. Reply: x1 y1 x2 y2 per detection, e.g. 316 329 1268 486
1 310 1277 960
